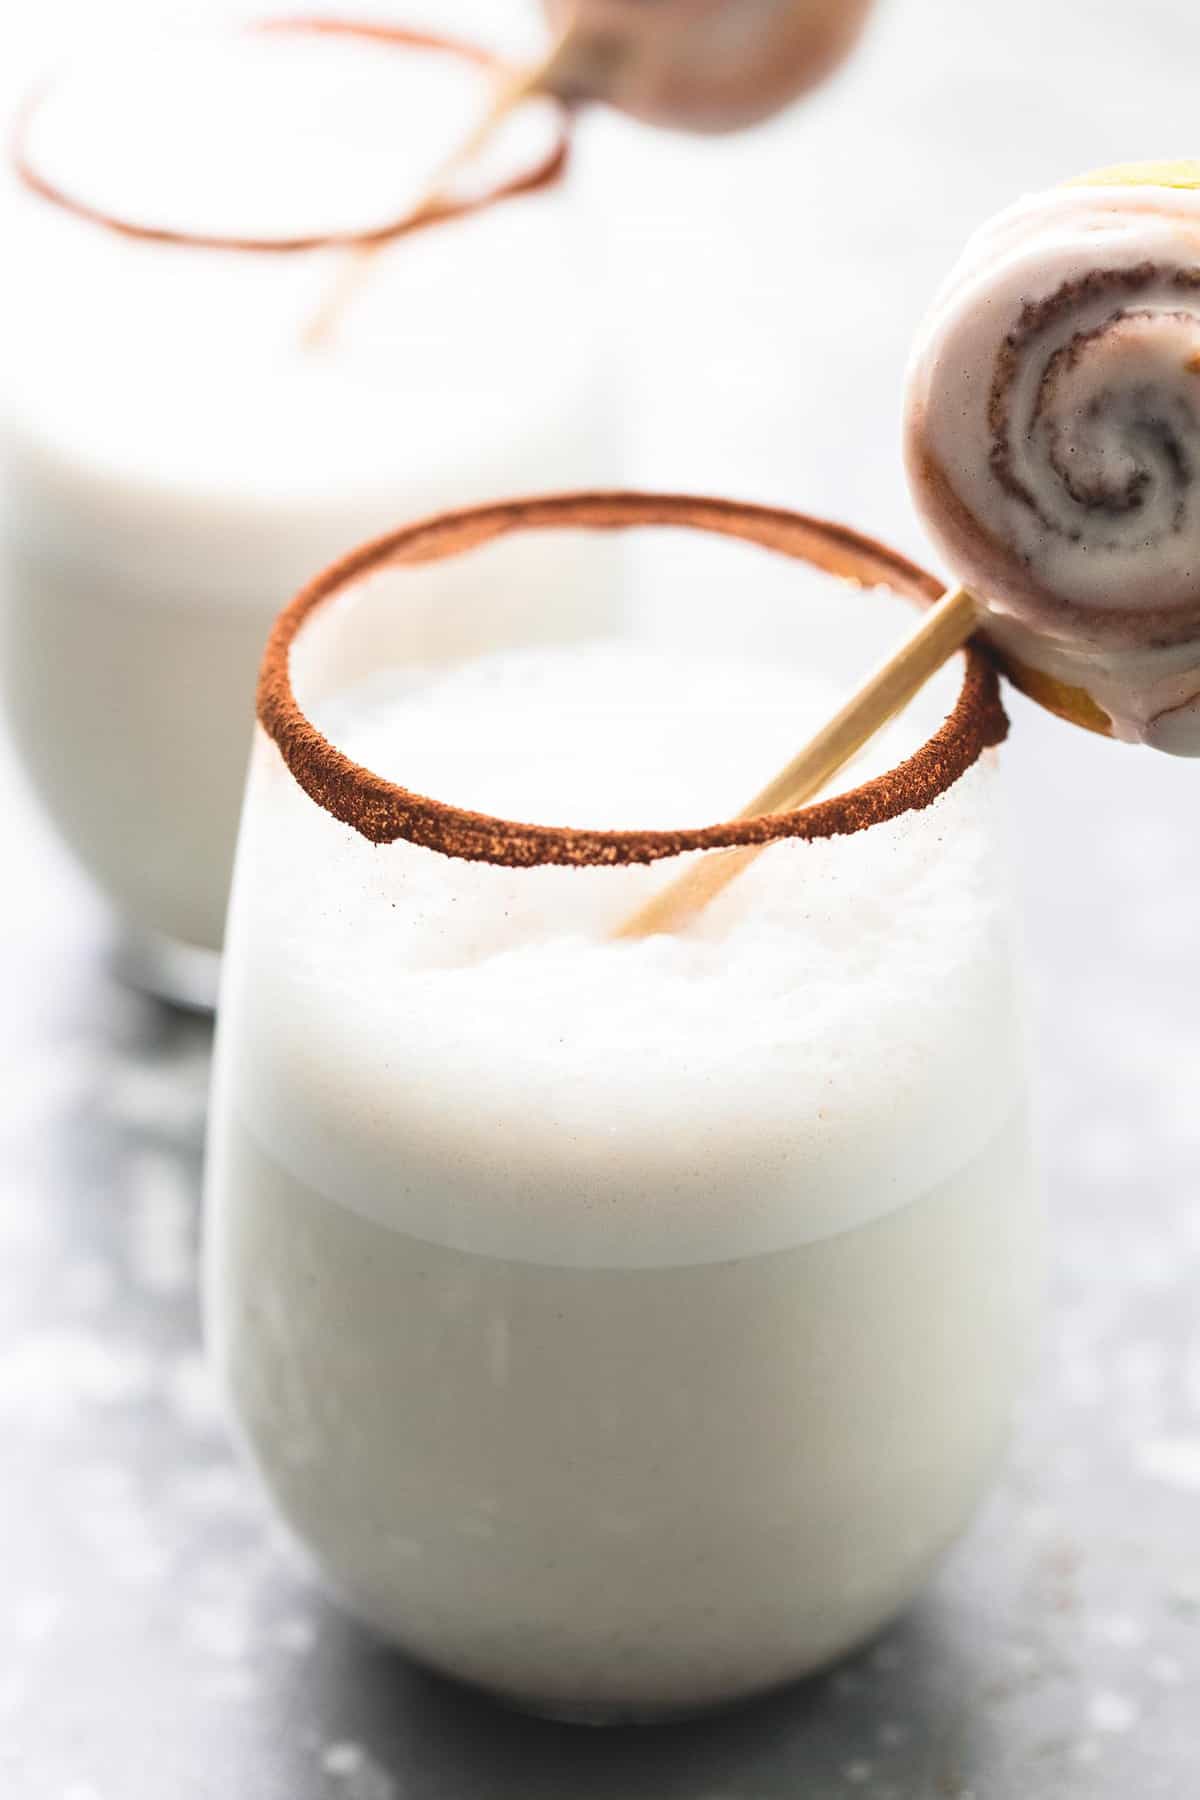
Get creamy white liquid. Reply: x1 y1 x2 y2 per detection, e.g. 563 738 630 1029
207 631 1038 1717
215 1110 1032 1715
0 29 614 954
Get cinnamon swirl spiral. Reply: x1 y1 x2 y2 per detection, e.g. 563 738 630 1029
905 166 1200 754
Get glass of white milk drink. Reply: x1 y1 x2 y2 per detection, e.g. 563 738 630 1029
0 21 612 1007
205 491 1039 1722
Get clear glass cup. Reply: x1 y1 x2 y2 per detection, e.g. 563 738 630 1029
0 21 615 1007
205 491 1040 1723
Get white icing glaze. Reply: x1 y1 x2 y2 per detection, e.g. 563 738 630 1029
905 182 1200 751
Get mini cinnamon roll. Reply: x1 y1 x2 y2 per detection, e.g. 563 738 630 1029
540 0 875 133
905 163 1200 754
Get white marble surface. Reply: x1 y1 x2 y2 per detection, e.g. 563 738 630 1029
2 0 1200 1794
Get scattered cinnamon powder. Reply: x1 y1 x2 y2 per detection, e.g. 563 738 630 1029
257 490 1009 867
10 18 570 253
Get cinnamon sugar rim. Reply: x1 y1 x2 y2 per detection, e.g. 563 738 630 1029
258 491 1008 867
11 18 570 254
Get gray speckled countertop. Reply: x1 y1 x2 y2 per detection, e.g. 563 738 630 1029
3 0 1200 1793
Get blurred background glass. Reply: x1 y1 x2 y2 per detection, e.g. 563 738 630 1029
0 10 615 1004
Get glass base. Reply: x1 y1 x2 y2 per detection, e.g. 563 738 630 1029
112 924 222 1013
500 1698 714 1727
460 1671 773 1729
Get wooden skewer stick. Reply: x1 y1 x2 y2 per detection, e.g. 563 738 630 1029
613 586 979 941
302 21 585 352
302 240 386 353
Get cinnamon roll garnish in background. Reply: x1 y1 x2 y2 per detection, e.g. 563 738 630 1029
538 0 876 133
905 165 1200 754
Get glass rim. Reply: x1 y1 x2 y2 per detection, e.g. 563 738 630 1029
257 490 1008 868
10 17 572 254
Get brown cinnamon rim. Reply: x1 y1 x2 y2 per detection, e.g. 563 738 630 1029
11 18 570 254
258 492 1008 867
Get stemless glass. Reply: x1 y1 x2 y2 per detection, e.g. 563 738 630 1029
206 492 1040 1723
0 20 613 1007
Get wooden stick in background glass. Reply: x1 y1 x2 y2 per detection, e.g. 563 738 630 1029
303 22 583 352
613 586 979 941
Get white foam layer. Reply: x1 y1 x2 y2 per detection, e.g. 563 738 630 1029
316 637 947 828
224 627 1024 1269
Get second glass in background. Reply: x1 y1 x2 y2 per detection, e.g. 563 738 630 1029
0 21 619 1004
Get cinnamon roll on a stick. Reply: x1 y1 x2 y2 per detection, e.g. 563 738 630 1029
906 162 1200 754
621 164 1200 939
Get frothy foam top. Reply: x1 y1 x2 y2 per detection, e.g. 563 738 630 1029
225 633 1023 1268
